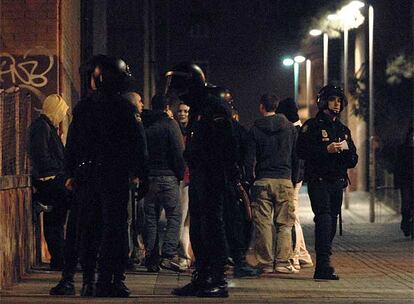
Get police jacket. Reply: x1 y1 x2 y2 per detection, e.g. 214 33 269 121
29 114 65 178
65 90 148 186
245 114 297 184
184 93 237 176
297 111 358 181
141 109 185 180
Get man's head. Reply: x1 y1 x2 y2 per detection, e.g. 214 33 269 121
277 98 299 123
316 85 347 116
151 94 170 112
259 94 279 116
123 92 144 114
42 94 69 127
177 102 190 126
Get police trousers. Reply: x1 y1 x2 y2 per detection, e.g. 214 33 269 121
307 178 344 269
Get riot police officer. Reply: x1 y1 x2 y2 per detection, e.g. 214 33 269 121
297 85 358 280
207 85 260 278
165 63 236 298
64 55 147 297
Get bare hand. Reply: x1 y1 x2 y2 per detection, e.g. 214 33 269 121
327 142 342 153
65 178 74 191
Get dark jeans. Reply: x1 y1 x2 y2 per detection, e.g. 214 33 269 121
307 178 343 269
33 176 68 268
223 184 252 265
61 201 79 281
189 168 228 276
76 176 129 282
144 176 180 261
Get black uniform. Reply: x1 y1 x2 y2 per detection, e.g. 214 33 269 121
65 89 147 295
297 111 358 276
185 93 236 284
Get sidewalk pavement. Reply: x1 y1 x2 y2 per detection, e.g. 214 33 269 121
1 191 413 303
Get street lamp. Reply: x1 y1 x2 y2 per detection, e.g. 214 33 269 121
309 29 329 85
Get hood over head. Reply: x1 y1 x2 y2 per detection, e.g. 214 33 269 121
254 114 290 135
42 94 69 127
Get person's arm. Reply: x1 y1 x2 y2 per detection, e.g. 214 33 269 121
168 119 185 180
341 127 358 169
244 128 256 185
30 120 60 174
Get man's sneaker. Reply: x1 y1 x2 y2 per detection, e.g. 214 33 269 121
313 266 339 280
49 279 75 296
275 264 299 274
234 265 263 278
292 258 301 270
160 256 186 272
299 257 314 268
172 282 200 296
177 257 191 270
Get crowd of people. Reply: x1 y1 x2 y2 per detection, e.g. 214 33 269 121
29 55 360 298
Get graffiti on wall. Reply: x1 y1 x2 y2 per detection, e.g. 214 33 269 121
0 46 57 102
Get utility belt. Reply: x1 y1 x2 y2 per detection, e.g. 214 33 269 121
310 176 349 189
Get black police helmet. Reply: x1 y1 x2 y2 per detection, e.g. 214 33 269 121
80 55 131 91
316 85 348 112
164 62 206 97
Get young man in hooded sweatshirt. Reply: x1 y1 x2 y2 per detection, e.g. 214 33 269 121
29 94 69 271
245 93 298 274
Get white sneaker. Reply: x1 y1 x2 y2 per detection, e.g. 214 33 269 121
292 258 301 270
275 264 300 274
299 257 314 268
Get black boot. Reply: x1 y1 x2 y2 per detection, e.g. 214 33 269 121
95 272 113 297
112 273 131 298
197 272 228 298
172 271 203 296
80 272 96 297
49 276 75 296
313 266 339 280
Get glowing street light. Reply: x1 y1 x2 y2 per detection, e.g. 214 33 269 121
309 29 322 36
294 55 306 63
283 58 294 66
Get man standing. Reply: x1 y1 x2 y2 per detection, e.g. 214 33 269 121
297 85 358 280
65 55 147 297
141 94 185 272
246 93 298 274
277 98 313 270
166 63 236 298
29 94 69 271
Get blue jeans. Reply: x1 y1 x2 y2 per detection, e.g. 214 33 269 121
144 176 180 261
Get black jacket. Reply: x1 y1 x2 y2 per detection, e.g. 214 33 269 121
297 111 358 181
184 94 237 176
141 110 185 180
245 114 296 184
394 145 413 188
29 114 65 178
65 90 148 186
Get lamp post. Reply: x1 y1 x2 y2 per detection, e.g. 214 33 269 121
294 56 305 104
368 4 375 223
306 59 312 116
309 29 329 85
